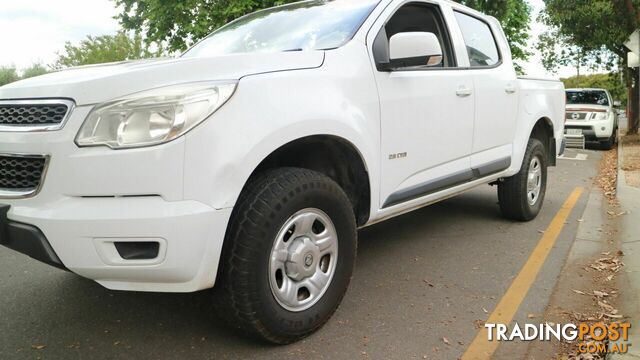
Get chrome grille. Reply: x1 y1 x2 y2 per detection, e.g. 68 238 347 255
565 112 588 121
0 99 74 131
0 155 47 197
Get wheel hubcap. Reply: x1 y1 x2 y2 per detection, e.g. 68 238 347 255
284 236 320 281
269 208 338 312
527 156 542 206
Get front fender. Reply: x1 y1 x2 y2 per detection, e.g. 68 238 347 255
181 67 380 212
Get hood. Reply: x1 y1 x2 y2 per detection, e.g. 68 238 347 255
566 104 610 112
0 51 325 105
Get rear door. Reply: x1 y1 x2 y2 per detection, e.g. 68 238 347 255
369 1 476 209
453 10 518 171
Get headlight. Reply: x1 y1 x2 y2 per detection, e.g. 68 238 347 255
592 111 610 121
76 82 236 149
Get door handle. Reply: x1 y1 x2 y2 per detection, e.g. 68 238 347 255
456 86 472 97
505 84 517 94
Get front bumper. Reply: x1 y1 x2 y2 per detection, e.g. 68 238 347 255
565 119 615 142
0 103 233 293
2 196 232 292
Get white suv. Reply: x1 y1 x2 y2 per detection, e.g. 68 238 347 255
565 88 619 149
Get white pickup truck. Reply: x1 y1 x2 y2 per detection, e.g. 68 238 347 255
0 0 564 343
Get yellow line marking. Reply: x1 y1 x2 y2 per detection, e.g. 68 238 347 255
461 187 584 360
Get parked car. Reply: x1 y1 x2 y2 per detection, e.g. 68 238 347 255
0 0 565 343
565 88 619 149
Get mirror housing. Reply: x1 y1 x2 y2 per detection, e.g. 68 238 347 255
387 32 443 69
614 100 622 107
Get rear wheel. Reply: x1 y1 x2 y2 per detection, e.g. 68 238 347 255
498 138 548 221
213 168 357 344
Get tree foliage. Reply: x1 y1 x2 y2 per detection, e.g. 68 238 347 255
0 64 49 87
538 0 640 132
540 0 636 60
114 0 298 53
116 0 533 65
454 0 532 69
562 73 627 106
0 66 19 87
54 31 160 69
21 64 49 79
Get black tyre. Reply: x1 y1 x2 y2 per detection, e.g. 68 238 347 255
213 167 357 344
498 138 548 221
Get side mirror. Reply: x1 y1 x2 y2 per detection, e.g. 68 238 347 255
614 100 622 107
388 32 443 69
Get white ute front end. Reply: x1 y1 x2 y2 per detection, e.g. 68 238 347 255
0 52 325 292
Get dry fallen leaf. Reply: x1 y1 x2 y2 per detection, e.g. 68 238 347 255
604 313 623 319
572 289 587 295
31 345 46 350
442 337 451 345
597 301 614 313
593 290 609 298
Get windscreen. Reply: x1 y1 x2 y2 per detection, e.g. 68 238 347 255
183 0 379 58
566 90 609 106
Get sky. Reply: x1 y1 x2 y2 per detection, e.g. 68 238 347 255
0 0 584 79
0 0 120 70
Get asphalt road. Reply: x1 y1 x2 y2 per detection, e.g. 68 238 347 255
0 148 601 360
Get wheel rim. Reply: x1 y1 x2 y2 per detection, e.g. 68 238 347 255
269 208 338 312
527 156 542 206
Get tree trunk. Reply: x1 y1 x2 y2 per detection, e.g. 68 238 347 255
631 69 640 134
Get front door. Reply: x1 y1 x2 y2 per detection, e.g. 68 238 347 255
369 2 475 208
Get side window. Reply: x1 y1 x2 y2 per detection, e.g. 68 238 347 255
373 3 456 69
454 12 500 67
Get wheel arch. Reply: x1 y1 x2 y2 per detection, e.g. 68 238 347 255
529 117 556 166
530 117 554 140
243 135 372 226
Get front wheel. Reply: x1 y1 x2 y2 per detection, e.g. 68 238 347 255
213 168 357 344
498 138 548 221
600 128 617 150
